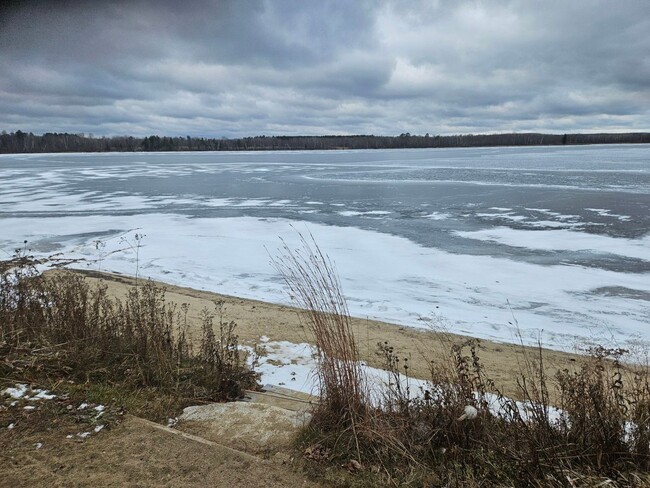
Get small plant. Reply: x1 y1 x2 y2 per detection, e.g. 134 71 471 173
272 232 368 428
94 239 106 272
120 231 146 285
197 300 258 400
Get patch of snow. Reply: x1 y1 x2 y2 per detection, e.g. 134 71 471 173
524 220 581 229
338 210 391 217
248 341 316 394
245 340 563 422
3 384 28 399
527 208 581 221
477 209 583 229
476 212 527 222
586 208 632 221
30 389 56 401
268 200 294 207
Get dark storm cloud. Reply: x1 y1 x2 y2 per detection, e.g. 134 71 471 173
0 0 648 136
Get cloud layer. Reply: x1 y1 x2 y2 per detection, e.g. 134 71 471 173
1 0 648 137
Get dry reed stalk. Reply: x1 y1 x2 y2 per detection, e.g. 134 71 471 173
271 231 367 425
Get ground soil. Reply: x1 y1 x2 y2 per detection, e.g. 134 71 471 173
0 413 317 488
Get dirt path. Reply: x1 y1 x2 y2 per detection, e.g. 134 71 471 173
1 414 317 488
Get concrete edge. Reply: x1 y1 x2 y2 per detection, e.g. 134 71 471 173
125 414 260 462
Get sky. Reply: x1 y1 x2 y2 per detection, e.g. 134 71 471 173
0 0 648 138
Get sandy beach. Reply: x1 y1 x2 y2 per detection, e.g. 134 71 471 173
70 269 586 401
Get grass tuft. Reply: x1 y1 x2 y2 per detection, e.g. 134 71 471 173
272 232 368 427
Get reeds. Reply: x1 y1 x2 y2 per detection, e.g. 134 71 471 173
274 237 650 486
272 232 367 426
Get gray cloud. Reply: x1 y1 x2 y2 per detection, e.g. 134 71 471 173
0 0 648 137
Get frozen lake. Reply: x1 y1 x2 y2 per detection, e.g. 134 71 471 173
1 145 649 351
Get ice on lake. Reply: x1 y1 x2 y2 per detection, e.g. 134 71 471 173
1 145 648 352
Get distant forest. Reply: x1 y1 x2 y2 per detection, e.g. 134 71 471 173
1 130 649 154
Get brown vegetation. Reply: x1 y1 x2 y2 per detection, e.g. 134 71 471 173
276 239 650 487
0 254 258 422
4 243 650 486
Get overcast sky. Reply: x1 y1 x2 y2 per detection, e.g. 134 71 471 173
1 0 648 137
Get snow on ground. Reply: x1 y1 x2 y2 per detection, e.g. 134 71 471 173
247 339 562 422
2 384 107 440
247 339 438 400
3 384 28 399
248 340 435 407
1 214 648 351
2 384 56 401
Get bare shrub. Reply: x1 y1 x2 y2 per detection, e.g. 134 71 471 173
311 335 650 486
197 300 255 400
0 256 258 404
555 347 650 471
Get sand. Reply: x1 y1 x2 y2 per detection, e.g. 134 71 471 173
70 269 586 400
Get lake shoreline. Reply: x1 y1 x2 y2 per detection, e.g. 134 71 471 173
67 268 591 401
4 145 648 356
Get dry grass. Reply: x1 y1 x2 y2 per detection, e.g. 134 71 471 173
274 239 650 487
272 232 367 431
0 254 258 421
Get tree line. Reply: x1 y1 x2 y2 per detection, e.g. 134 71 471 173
1 129 649 154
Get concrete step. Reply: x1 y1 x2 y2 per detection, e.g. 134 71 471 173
174 385 316 457
239 384 317 413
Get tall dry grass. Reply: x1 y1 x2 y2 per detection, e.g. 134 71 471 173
274 237 650 487
0 254 258 403
272 232 367 426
